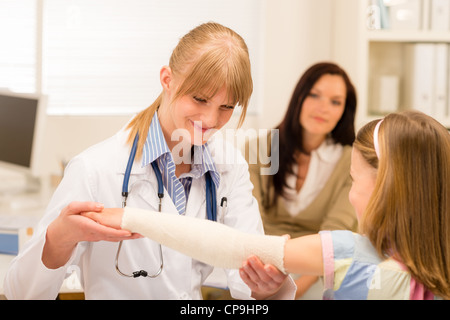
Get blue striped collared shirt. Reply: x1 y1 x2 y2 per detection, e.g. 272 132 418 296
141 112 220 215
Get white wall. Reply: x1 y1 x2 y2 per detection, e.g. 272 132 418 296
40 114 130 176
39 0 336 176
257 0 334 130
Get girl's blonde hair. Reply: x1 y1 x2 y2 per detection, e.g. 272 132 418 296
354 110 450 299
126 22 253 159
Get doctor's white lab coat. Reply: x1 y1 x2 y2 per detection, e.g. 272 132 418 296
4 127 295 300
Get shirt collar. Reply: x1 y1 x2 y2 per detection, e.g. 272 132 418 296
314 138 344 164
141 112 220 185
141 112 170 167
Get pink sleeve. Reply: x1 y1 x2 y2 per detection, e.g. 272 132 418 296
397 261 435 300
320 231 335 295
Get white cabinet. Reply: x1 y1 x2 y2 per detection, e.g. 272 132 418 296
332 0 450 129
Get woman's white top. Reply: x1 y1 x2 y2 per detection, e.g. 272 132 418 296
283 139 344 217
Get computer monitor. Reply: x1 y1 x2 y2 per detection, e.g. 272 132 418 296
0 91 46 192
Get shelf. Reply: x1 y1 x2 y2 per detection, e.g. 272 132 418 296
331 0 450 130
367 30 450 43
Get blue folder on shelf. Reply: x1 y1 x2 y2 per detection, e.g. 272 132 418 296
0 232 19 255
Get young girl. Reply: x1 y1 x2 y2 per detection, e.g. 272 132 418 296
4 22 294 300
84 110 450 299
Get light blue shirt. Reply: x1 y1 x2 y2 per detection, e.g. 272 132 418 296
141 112 220 215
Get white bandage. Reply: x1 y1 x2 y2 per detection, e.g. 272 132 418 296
121 207 287 273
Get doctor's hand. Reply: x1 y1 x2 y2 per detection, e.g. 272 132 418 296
240 255 289 300
43 202 139 269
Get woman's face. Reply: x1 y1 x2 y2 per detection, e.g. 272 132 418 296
300 74 347 138
158 66 236 149
349 147 377 220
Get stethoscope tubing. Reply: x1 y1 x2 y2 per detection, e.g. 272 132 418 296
116 131 217 279
116 132 164 278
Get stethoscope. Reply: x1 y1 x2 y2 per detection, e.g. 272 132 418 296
115 133 217 278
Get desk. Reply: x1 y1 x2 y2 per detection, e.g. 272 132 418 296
0 177 83 299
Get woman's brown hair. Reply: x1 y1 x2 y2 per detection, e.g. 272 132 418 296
355 110 450 299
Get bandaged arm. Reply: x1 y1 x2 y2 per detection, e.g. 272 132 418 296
121 207 287 273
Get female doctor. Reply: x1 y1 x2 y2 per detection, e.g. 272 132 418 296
4 22 295 300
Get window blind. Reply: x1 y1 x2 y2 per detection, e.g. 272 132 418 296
42 0 264 115
0 0 37 94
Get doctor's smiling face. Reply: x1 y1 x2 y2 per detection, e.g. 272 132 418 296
158 65 236 149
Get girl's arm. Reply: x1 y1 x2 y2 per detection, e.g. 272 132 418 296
83 207 324 276
284 234 323 275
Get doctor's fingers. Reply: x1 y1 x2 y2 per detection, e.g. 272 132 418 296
61 201 104 217
240 256 286 291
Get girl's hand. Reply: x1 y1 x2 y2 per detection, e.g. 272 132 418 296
82 208 125 230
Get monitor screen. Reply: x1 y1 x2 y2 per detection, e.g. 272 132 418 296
0 91 45 176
